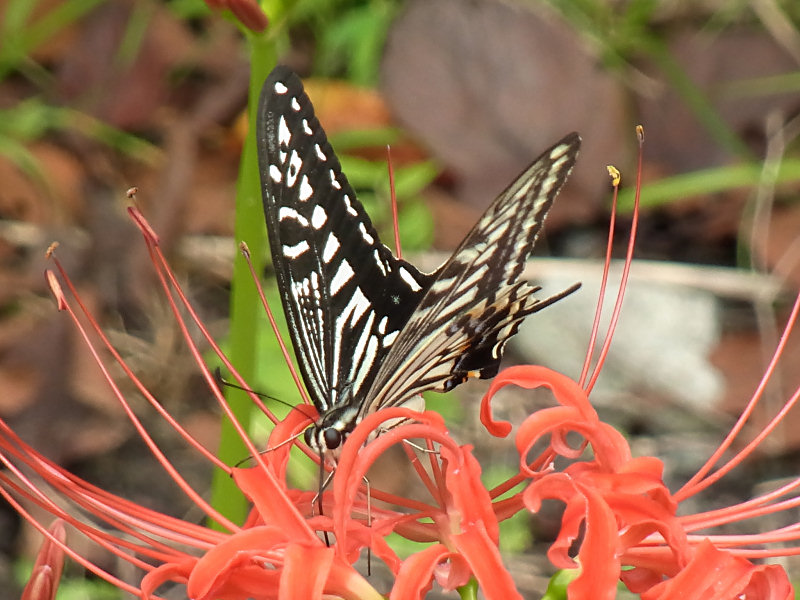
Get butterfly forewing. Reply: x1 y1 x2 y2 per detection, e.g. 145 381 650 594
361 135 581 416
256 66 434 415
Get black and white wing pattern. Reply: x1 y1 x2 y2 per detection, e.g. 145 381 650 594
257 66 435 439
257 65 580 452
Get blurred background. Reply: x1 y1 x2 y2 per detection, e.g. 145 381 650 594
1 0 800 596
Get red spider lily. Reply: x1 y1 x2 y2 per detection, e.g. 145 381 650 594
2 128 798 599
1 206 527 598
475 137 798 599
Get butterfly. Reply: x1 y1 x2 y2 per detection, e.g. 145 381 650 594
256 65 580 455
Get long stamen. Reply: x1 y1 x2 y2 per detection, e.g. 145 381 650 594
44 268 238 531
240 241 313 410
129 208 292 478
583 127 644 392
677 289 800 499
579 166 620 388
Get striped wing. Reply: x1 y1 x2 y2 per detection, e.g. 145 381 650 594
361 134 581 417
256 66 435 414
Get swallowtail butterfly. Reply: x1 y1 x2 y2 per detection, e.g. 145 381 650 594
256 66 580 454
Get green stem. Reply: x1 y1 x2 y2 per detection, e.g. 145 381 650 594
209 29 279 527
457 578 479 600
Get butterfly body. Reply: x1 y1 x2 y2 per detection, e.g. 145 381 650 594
257 66 580 453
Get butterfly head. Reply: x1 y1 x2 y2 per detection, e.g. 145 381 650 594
304 405 360 453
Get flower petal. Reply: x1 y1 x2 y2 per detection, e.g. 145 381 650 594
481 366 597 437
187 526 287 599
639 539 793 600
390 544 450 599
233 467 318 542
280 544 333 599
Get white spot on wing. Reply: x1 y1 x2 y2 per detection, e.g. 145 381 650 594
278 206 309 226
329 169 342 190
282 240 310 258
315 144 326 161
311 205 327 229
291 97 301 111
330 260 354 295
378 316 388 334
399 267 422 292
359 223 374 244
374 250 386 275
299 175 313 201
278 115 291 146
302 119 312 135
383 330 399 347
343 195 357 216
269 165 282 183
274 81 288 94
323 233 340 263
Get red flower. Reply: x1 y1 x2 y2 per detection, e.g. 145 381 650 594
3 207 530 598
3 130 799 599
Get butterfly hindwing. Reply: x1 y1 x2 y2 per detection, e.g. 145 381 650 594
362 134 581 416
256 66 434 415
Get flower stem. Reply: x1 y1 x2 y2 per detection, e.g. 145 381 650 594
209 28 279 527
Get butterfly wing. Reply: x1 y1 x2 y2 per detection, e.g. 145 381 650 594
362 134 581 415
256 66 435 415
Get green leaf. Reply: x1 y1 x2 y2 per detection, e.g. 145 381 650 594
618 159 800 211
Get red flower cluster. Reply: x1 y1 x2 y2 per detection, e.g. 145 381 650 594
4 167 800 597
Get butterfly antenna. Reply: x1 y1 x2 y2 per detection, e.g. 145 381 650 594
214 367 297 411
386 145 403 258
232 429 307 468
240 242 312 406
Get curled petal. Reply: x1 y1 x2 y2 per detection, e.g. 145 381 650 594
517 408 632 475
322 559 384 600
569 483 621 600
481 365 597 437
390 544 451 599
524 475 620 598
638 539 793 600
226 0 268 32
142 560 195 599
524 474 587 568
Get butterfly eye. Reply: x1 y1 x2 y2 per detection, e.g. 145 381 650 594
323 428 342 450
